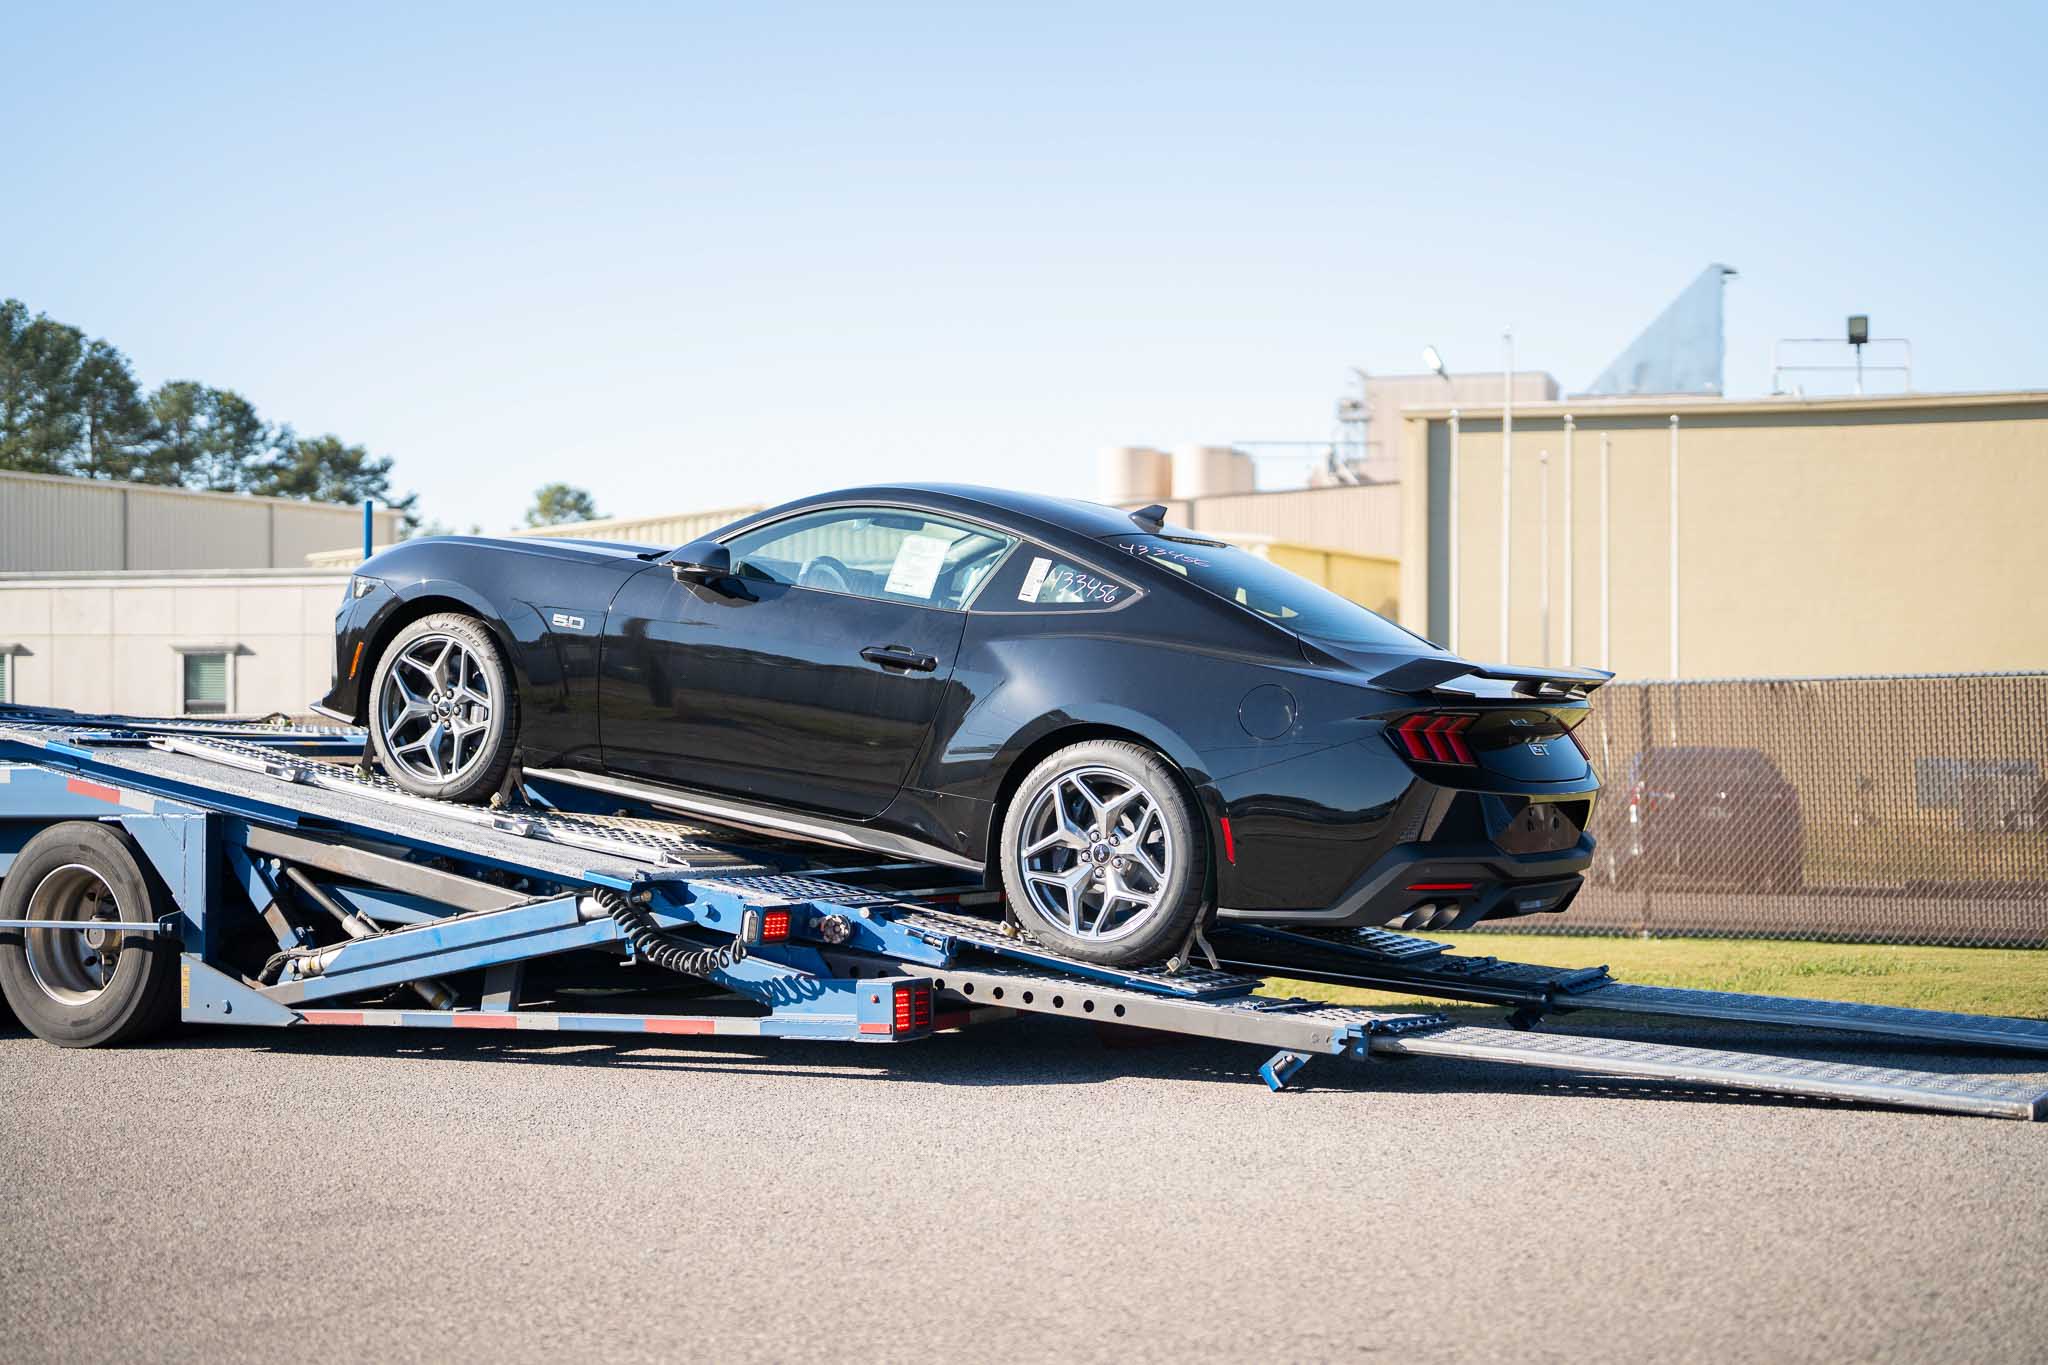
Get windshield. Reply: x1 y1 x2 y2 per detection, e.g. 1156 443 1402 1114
1110 535 1429 650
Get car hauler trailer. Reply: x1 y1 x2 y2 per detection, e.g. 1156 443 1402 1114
1 708 2045 1121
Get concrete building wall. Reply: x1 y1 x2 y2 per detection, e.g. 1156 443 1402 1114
0 471 403 572
0 571 346 717
1399 391 2048 678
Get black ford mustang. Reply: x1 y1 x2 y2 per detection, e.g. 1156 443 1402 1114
319 484 1607 965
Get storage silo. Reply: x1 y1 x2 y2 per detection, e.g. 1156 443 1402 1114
1097 446 1172 503
1171 445 1255 499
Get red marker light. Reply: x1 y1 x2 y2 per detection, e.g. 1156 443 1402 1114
1407 881 1476 893
1219 816 1237 865
759 909 792 942
893 983 933 1032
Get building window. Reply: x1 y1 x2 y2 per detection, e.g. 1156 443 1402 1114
179 650 232 716
0 649 13 705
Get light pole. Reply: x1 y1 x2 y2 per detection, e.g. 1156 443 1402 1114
1668 414 1681 680
1537 449 1550 665
1423 346 1456 651
1599 432 1612 670
1500 327 1514 660
1561 414 1575 664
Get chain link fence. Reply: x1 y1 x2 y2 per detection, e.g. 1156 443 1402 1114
1472 672 2048 946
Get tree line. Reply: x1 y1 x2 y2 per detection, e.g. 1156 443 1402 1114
0 298 416 521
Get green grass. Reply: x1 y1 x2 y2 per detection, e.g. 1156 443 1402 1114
1265 932 2048 1019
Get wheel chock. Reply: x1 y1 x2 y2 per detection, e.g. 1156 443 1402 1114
1260 1049 1313 1091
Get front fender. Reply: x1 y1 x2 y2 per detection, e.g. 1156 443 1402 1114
319 578 555 726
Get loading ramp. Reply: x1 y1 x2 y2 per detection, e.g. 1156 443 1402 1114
0 707 2043 1122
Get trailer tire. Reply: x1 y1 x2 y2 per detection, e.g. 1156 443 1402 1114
0 822 180 1048
999 740 1208 966
365 612 519 804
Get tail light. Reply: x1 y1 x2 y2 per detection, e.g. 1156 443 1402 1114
1565 720 1590 759
893 983 933 1032
759 909 792 942
1389 712 1477 765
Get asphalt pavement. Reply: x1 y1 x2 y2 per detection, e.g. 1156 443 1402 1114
4 1008 2046 1364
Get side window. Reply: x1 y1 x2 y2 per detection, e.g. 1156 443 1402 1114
981 545 1136 612
722 507 1014 611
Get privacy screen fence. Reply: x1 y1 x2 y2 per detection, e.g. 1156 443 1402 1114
1471 672 2048 947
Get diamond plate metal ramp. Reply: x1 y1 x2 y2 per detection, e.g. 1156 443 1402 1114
1565 982 2048 1054
1376 1026 2048 1120
1216 924 2048 1055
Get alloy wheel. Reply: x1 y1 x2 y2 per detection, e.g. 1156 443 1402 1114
1015 765 1176 942
377 634 495 784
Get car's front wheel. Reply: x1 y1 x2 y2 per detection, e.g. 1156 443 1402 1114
367 612 518 804
999 740 1208 965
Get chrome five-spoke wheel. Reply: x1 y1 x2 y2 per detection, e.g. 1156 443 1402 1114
1015 765 1176 943
378 633 495 784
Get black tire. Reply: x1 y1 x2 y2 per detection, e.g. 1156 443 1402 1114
366 612 519 804
0 822 180 1048
998 740 1208 966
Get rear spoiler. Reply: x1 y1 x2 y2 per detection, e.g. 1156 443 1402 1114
1371 657 1613 700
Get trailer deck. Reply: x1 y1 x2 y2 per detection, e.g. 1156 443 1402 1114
2 707 2044 1121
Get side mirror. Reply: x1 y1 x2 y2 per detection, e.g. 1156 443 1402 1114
666 539 731 583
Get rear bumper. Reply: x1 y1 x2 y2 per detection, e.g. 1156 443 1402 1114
1217 834 1592 931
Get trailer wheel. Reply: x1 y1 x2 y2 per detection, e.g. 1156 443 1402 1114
999 740 1208 966
0 822 180 1048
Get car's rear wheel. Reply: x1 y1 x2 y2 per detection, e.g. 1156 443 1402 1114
367 613 518 804
999 740 1208 965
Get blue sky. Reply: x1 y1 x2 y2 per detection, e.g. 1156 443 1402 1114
7 2 2044 531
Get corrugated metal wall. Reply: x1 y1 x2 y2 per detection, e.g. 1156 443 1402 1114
504 505 764 547
0 472 401 571
0 475 126 571
1169 484 1403 559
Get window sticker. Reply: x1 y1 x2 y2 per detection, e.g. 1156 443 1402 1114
883 533 951 599
1017 556 1053 601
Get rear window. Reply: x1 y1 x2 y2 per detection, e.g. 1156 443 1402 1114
1110 535 1425 649
977 544 1136 612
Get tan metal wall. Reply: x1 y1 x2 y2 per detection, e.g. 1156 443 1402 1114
0 472 403 572
0 571 348 717
503 505 764 548
1360 371 1557 482
1119 483 1404 560
1400 392 2048 677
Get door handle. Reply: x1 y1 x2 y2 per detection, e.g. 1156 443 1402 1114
861 645 938 673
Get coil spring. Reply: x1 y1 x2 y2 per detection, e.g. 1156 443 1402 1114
596 889 750 979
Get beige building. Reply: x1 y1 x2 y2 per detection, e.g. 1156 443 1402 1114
306 505 764 570
1352 371 1558 483
1395 390 2048 677
0 570 348 717
1 470 404 572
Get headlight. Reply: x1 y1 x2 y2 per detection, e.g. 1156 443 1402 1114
347 575 380 601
